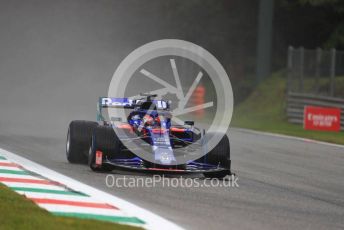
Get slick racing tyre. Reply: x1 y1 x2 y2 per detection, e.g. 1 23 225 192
201 133 231 179
66 120 98 164
88 125 121 172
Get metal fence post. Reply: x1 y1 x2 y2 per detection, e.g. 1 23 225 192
299 47 304 93
315 47 322 93
330 48 336 97
287 46 293 94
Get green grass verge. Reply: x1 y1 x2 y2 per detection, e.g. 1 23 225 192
231 72 344 145
0 184 141 230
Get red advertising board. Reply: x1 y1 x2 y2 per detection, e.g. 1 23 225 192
304 106 341 132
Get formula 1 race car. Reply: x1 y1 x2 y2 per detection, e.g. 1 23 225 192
66 94 231 178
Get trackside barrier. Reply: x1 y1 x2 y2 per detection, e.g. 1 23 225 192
286 92 344 131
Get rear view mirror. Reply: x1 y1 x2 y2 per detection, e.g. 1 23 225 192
184 121 194 126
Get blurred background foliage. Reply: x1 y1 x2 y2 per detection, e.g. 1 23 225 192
1 0 343 135
158 0 344 102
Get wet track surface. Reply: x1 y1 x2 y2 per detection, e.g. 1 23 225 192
0 129 343 230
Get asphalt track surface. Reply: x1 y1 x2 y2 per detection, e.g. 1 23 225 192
0 129 343 230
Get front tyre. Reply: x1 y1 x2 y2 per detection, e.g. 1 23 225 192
202 133 231 179
88 126 121 172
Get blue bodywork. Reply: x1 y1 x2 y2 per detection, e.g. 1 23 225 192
95 97 226 173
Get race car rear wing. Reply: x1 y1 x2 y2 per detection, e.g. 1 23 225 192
97 97 169 121
100 97 135 109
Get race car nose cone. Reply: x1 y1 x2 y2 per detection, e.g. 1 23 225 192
154 148 175 165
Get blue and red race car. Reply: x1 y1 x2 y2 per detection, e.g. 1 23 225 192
66 94 231 178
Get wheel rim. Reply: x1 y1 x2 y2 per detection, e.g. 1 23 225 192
88 146 92 158
66 129 70 155
89 146 97 169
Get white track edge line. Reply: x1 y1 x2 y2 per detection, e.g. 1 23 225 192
0 147 184 230
232 127 344 149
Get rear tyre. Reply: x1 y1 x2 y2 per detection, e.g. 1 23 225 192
88 126 121 172
66 120 98 164
202 133 231 179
